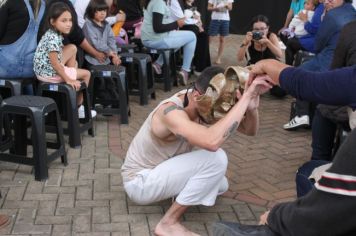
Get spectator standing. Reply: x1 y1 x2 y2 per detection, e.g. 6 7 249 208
208 0 233 65
0 0 45 93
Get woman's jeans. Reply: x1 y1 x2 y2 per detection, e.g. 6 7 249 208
142 30 196 72
296 160 330 197
311 109 337 161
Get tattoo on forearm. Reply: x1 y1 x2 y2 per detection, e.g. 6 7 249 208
223 121 239 139
176 134 187 142
164 105 184 115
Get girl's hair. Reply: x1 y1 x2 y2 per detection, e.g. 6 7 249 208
250 14 270 29
85 0 109 20
46 2 72 31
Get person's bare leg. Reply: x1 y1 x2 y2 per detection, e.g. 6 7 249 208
155 202 200 236
216 36 225 64
75 69 90 105
62 44 78 68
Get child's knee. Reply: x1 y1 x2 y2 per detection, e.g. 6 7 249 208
65 44 77 56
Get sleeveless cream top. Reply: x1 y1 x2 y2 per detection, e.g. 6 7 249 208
121 91 193 182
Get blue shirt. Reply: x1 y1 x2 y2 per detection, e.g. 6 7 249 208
299 3 324 52
290 0 305 16
300 3 356 72
280 66 356 109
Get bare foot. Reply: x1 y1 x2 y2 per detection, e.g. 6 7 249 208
215 59 222 64
155 221 200 236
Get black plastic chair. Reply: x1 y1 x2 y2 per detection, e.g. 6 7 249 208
0 77 37 154
0 95 67 181
89 65 129 124
120 53 156 105
143 47 177 91
37 82 94 148
117 44 137 54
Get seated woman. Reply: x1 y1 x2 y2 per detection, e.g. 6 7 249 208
283 0 356 131
116 0 143 32
168 0 211 74
141 0 196 86
237 15 286 98
0 0 45 94
280 0 324 66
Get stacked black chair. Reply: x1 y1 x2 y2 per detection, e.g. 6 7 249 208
143 48 177 92
37 82 94 148
0 77 37 154
120 53 156 105
89 65 129 124
0 95 67 181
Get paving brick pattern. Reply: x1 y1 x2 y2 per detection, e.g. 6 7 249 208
0 35 311 235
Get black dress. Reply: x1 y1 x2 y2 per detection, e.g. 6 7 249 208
247 40 287 98
179 0 211 72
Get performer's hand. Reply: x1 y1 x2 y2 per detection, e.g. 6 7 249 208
247 62 275 86
259 211 270 225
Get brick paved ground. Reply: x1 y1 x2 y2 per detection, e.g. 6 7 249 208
0 35 312 235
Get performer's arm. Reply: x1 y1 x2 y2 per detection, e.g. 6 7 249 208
250 59 356 109
160 78 271 151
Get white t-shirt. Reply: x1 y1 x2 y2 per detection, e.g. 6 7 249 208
209 0 233 21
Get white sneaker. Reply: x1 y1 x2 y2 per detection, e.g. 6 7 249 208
78 105 97 119
283 115 310 130
193 70 202 77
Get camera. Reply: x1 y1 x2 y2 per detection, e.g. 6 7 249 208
252 31 263 40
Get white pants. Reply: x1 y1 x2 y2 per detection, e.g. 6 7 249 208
124 148 229 206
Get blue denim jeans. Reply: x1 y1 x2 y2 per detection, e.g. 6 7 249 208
0 0 45 79
296 160 331 198
0 0 45 95
311 109 337 161
142 30 196 72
